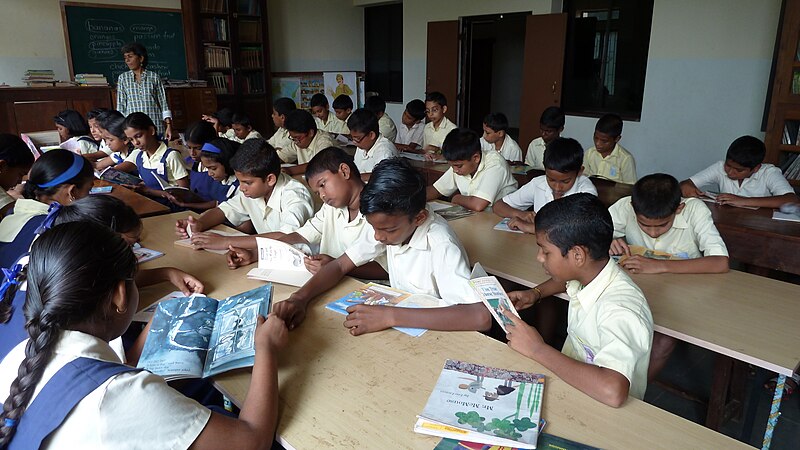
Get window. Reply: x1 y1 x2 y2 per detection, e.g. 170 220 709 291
364 4 403 102
561 0 653 120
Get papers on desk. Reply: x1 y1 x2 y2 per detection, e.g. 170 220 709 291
246 237 313 287
772 210 800 222
400 151 446 163
428 202 475 221
494 218 524 234
174 229 248 255
132 243 164 263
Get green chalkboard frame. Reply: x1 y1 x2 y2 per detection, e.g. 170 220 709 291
61 1 189 84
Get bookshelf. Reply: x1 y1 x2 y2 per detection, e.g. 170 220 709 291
765 0 800 186
182 0 273 134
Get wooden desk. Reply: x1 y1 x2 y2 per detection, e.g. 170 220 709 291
136 212 750 450
93 180 170 218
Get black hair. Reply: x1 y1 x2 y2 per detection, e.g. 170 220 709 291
284 110 317 133
534 193 612 261
123 111 156 133
0 134 34 168
87 108 110 121
332 94 354 111
305 146 361 181
212 107 235 127
0 222 137 446
230 138 281 178
201 138 240 176
310 93 329 108
23 149 94 200
442 128 481 161
364 95 387 114
543 137 584 174
53 195 141 235
631 173 682 219
232 113 252 128
595 113 623 137
360 158 426 219
95 110 125 131
121 42 148 67
53 110 90 137
346 108 379 135
425 91 447 108
725 135 765 169
540 106 566 129
273 97 297 117
184 120 217 146
405 99 425 121
483 112 509 132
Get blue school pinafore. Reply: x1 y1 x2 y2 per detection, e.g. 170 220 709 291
190 172 239 204
0 215 47 268
136 148 177 191
0 263 27 362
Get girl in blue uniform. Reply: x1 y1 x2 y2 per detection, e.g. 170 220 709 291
183 120 217 171
94 111 133 171
168 138 240 211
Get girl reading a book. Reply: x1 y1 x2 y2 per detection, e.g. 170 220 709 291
94 111 134 171
0 134 34 217
0 149 93 268
53 109 106 162
167 138 240 211
0 222 288 449
183 121 218 171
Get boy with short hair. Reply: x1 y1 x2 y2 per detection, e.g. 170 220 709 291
332 94 354 135
505 193 653 406
202 107 236 140
174 138 313 250
268 97 297 151
525 106 565 169
394 99 426 152
347 108 398 179
481 112 522 162
422 91 458 154
310 93 348 134
364 95 397 142
231 113 263 143
494 137 597 233
426 128 517 212
583 113 637 184
279 109 337 175
680 135 798 208
273 158 491 335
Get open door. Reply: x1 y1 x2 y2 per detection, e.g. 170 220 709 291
426 20 459 124
518 14 567 153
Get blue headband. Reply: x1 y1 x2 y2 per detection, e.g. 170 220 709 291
37 153 84 188
201 143 223 154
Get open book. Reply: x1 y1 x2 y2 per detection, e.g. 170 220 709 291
152 172 208 203
428 202 475 221
174 228 248 255
132 243 164 264
137 284 272 380
246 237 313 287
415 359 545 449
469 263 521 333
96 166 143 186
617 245 688 263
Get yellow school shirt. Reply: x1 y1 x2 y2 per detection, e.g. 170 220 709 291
267 127 292 151
124 142 189 184
217 172 313 233
280 130 338 165
562 259 653 400
315 114 348 134
378 114 398 142
583 143 637 184
0 198 49 243
423 117 457 149
524 137 547 170
231 130 263 144
432 149 518 206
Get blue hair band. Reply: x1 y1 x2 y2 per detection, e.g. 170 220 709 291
37 153 84 188
0 264 22 299
4 418 17 428
35 202 63 236
201 143 223 154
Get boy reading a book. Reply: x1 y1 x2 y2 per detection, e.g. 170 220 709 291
279 110 337 174
422 91 457 155
332 94 354 135
273 158 491 335
525 106 565 170
394 99 426 153
231 113 263 143
174 139 313 250
583 114 637 184
310 93 348 135
426 128 517 212
494 137 597 233
364 95 397 142
267 97 296 152
348 108 398 179
504 193 653 406
680 135 798 208
480 112 522 163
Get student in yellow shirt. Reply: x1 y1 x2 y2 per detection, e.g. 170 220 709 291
422 91 457 155
231 113 263 143
279 110 338 175
525 106 565 169
332 95 354 135
505 193 653 406
364 95 397 142
583 113 637 184
310 93 348 135
267 98 296 151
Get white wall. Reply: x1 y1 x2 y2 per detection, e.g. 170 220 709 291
0 0 179 85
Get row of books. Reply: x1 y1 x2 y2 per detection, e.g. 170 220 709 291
74 73 108 86
204 45 231 68
201 17 228 41
781 153 800 180
240 46 263 68
208 71 233 95
23 69 55 86
240 73 264 94
163 79 209 87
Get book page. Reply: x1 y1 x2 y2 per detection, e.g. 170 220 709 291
469 276 520 333
255 237 309 270
324 283 430 337
132 290 185 322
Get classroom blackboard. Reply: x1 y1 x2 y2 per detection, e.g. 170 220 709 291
62 3 188 84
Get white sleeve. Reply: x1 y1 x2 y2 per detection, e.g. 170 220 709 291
689 162 724 191
431 240 479 306
763 166 795 196
502 180 537 210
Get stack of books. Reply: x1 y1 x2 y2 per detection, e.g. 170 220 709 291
74 73 108 86
204 45 231 68
23 69 55 86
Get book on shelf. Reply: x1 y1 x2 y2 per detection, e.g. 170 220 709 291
414 359 545 449
204 45 231 68
137 284 273 380
468 263 521 334
207 71 232 95
74 73 108 86
246 237 313 287
202 17 228 41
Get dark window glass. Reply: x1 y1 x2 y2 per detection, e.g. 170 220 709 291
364 4 403 102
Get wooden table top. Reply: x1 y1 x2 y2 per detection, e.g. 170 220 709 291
136 212 751 450
94 179 170 218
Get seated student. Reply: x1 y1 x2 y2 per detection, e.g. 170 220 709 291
114 112 190 199
494 137 598 233
0 149 94 268
168 138 240 211
680 135 799 208
87 108 113 159
310 93 348 135
525 106 565 170
425 128 517 212
273 158 491 334
94 111 133 171
505 193 653 406
175 139 313 251
231 113 263 143
422 91 457 156
181 120 218 171
53 110 102 160
0 222 287 449
267 97 297 152
364 95 397 142
394 99 426 153
226 147 387 279
278 110 337 175
0 134 34 217
332 94 354 135
202 107 236 140
583 113 637 184
347 109 398 179
480 112 522 163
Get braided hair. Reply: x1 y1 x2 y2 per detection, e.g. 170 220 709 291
0 222 137 445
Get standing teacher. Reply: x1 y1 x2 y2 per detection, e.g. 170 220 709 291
116 42 173 141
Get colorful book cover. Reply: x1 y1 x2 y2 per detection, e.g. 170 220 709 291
493 218 524 234
434 432 601 450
